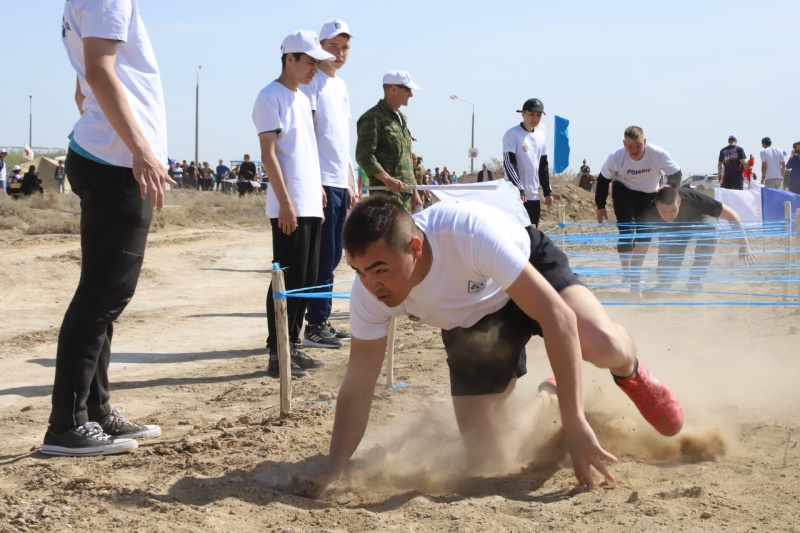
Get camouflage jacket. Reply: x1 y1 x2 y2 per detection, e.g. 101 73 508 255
356 99 415 189
414 164 427 186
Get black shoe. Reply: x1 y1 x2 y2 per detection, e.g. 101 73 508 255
98 407 161 439
291 345 325 369
42 422 138 457
266 358 308 378
325 321 351 340
302 323 343 348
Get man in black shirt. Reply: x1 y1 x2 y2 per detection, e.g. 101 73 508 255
634 187 756 291
238 154 257 196
718 134 748 190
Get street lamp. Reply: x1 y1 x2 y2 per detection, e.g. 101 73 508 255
450 95 475 175
195 65 202 165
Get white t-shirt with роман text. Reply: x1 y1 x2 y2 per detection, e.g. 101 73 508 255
252 81 323 218
62 0 168 168
350 201 531 340
759 146 785 180
502 125 548 200
599 144 680 193
299 71 351 189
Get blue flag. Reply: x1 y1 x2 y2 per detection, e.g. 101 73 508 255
554 115 570 174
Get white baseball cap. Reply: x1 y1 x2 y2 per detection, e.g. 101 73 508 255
0 148 8 154
382 70 420 91
12 165 21 171
280 30 334 61
319 19 352 41
728 134 737 140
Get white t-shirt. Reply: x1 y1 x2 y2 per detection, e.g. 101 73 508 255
599 144 680 193
502 125 548 200
62 0 168 168
0 160 6 182
299 71 351 189
252 81 323 218
759 146 785 180
350 201 531 340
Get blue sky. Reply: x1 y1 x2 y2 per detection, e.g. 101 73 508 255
2 0 796 176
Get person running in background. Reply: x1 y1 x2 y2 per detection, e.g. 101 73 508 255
595 125 682 292
634 186 756 293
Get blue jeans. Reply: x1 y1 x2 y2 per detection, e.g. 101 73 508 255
49 149 152 428
305 186 349 325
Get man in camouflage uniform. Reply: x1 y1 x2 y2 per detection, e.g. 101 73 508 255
356 70 422 211
413 153 431 208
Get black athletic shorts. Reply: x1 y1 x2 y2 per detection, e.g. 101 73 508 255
441 226 582 396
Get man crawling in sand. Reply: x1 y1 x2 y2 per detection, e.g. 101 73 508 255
306 195 683 489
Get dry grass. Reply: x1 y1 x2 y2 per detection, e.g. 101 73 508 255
0 189 270 236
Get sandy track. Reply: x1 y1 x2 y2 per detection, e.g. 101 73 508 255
1 228 799 532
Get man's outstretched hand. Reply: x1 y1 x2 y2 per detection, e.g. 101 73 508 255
564 419 618 487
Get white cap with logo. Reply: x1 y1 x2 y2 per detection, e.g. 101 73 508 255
280 30 335 61
382 70 420 91
319 19 352 41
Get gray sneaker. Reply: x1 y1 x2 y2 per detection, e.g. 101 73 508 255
99 407 161 439
303 323 343 348
42 422 138 457
325 321 351 340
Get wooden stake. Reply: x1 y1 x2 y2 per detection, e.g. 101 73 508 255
271 263 292 418
385 316 397 387
558 204 567 247
795 208 800 296
786 202 792 300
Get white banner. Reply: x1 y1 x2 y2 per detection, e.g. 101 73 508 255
428 179 531 227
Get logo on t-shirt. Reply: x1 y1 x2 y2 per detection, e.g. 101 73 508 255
467 280 487 293
522 144 529 153
627 168 651 175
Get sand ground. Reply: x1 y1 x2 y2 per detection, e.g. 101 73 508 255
1 226 799 532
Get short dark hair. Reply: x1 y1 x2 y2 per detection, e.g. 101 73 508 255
762 137 772 146
280 52 304 70
343 195 417 258
655 186 679 205
624 126 644 141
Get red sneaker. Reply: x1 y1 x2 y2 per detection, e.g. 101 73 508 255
614 358 683 436
538 376 558 393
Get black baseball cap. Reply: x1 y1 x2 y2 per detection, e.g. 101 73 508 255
517 98 545 114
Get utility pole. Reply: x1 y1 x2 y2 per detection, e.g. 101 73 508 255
195 65 202 165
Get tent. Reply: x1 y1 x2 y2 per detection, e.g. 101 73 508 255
23 156 64 192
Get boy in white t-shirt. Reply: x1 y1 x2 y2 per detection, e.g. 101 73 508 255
502 98 553 227
300 19 357 350
253 30 334 378
44 0 173 457
595 126 682 292
302 195 683 492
